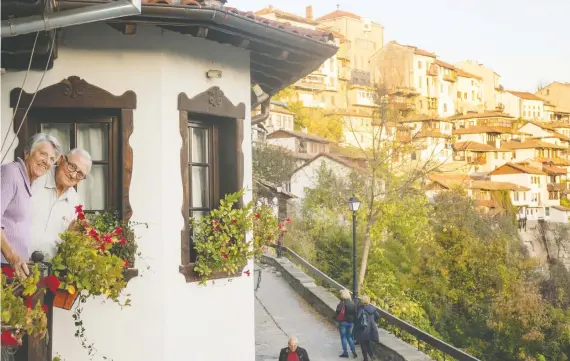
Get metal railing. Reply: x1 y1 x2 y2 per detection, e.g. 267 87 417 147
274 245 481 361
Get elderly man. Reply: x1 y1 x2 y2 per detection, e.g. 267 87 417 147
1 133 62 279
278 336 310 361
31 148 92 261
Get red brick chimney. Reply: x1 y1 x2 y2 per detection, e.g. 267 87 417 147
306 5 313 20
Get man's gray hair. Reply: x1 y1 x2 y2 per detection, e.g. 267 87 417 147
24 133 63 161
288 336 298 344
67 148 93 174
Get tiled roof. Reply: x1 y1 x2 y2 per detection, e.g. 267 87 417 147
490 163 546 175
434 59 454 70
470 180 530 192
317 10 361 21
506 90 545 101
415 129 451 139
553 205 570 212
428 173 472 189
453 126 526 136
402 44 437 58
537 157 570 166
399 115 451 123
255 6 319 25
501 139 568 150
447 111 514 120
550 122 570 129
453 141 498 152
455 68 483 81
543 165 567 175
253 177 297 199
293 152 370 175
271 104 295 115
267 129 332 144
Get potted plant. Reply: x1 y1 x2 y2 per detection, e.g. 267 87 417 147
1 265 49 348
188 189 283 284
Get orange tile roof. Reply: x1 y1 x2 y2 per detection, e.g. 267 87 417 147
317 10 361 21
469 180 530 192
402 44 437 58
414 129 451 139
447 111 514 121
453 141 498 152
506 90 545 101
453 126 526 135
553 205 570 212
501 139 568 150
543 165 567 175
399 115 450 123
267 129 332 144
293 152 369 175
455 68 483 81
550 122 570 129
490 163 546 175
434 59 454 70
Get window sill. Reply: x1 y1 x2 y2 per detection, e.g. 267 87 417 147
179 263 245 283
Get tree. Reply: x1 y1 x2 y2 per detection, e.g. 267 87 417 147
252 142 297 200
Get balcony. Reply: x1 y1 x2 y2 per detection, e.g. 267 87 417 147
443 72 457 82
426 64 439 77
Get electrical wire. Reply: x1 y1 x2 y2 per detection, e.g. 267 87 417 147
1 29 57 164
0 32 40 154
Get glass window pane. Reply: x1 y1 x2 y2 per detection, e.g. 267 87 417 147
190 127 209 163
41 123 71 153
191 166 209 208
77 123 109 161
191 211 208 222
77 164 108 211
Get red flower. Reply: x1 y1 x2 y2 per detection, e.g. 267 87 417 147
24 296 33 309
42 304 48 313
1 266 14 278
114 226 123 236
124 260 130 268
231 219 237 224
214 226 222 232
89 228 98 238
1 330 19 346
38 275 60 293
74 205 83 214
285 218 291 224
103 234 113 244
98 244 106 251
244 270 251 277
255 214 261 219
77 212 86 220
119 237 126 245
278 223 285 231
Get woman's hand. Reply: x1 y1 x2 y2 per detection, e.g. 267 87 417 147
6 253 30 280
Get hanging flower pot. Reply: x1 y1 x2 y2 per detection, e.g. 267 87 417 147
53 289 78 310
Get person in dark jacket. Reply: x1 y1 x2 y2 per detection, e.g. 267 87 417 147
354 295 380 361
335 289 357 358
278 336 310 361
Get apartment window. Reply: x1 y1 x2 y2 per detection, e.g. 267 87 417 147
329 59 334 72
418 76 423 88
531 193 538 202
546 207 550 216
471 91 475 100
443 103 448 112
463 92 467 99
538 112 541 118
514 192 519 201
418 61 422 69
277 115 282 127
457 91 462 99
440 84 443 93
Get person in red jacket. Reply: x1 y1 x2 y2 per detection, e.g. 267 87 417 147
278 336 310 361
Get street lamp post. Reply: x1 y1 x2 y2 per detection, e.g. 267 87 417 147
347 195 361 300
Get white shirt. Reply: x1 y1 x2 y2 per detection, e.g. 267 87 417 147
31 168 80 261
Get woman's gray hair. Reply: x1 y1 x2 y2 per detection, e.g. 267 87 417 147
24 133 63 161
67 148 93 174
339 289 351 300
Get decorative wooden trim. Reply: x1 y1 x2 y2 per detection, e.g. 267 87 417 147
178 86 246 282
10 76 137 109
10 76 136 222
180 110 191 267
178 86 246 119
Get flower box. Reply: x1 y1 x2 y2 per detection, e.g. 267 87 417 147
179 263 245 283
53 289 79 310
123 268 139 282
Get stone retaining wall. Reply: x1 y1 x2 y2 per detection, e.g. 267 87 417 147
261 254 434 361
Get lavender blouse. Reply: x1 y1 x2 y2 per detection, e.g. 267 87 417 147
1 158 32 264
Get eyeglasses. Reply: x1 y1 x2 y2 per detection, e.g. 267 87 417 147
64 156 86 180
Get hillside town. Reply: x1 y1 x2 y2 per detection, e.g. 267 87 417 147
252 5 570 225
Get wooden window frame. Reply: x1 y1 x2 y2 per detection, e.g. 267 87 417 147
10 76 136 221
177 86 246 283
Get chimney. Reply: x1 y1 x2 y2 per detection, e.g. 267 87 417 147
301 127 308 133
306 5 313 20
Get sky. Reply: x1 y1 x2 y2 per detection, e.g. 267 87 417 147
231 0 570 92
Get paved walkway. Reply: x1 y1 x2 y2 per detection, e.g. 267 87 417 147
255 263 359 361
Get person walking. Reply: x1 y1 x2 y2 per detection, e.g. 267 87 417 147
354 295 380 361
335 289 357 358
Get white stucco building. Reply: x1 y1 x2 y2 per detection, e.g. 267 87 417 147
0 4 336 361
504 90 547 121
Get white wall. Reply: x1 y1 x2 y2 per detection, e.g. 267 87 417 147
290 157 353 199
1 23 254 361
502 92 521 118
266 137 297 152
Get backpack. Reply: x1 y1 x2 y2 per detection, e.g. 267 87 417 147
357 308 368 331
336 302 346 321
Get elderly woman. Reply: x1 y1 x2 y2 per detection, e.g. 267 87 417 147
335 289 357 358
1 133 62 279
